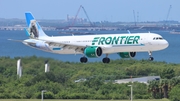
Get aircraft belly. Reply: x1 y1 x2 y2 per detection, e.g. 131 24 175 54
52 49 82 54
103 46 147 53
48 43 165 55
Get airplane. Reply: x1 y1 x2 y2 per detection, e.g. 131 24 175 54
19 12 169 63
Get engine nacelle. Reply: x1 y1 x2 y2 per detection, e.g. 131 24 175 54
118 52 136 58
84 46 102 58
31 41 51 51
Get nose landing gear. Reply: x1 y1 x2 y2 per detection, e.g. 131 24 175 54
148 51 154 61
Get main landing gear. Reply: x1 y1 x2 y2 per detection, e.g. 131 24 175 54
80 56 88 63
80 54 110 63
102 54 110 63
148 51 154 61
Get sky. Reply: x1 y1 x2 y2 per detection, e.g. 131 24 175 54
0 0 180 22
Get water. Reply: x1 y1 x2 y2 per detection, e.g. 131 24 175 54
0 30 179 63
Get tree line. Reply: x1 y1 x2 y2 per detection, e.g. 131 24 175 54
0 56 180 101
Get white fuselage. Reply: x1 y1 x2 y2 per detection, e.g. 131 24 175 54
23 33 169 54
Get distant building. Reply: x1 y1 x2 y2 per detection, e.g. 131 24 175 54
114 76 160 84
74 78 87 83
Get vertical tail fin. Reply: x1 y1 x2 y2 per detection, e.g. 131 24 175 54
25 12 48 39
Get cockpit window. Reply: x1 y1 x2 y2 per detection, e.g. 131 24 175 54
153 37 164 40
159 37 163 40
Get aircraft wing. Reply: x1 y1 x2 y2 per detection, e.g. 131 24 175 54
40 39 106 53
41 39 86 53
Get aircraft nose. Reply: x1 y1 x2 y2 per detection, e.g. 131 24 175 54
162 40 169 49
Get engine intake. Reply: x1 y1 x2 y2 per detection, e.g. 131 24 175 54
118 52 136 58
84 46 102 58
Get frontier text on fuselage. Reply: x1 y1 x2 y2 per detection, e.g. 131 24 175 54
92 36 140 45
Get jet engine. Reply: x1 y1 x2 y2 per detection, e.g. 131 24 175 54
28 40 51 52
118 52 136 58
36 41 48 49
84 46 102 58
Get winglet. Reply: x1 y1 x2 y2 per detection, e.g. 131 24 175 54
127 30 131 34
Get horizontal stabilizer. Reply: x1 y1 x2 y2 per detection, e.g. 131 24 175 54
8 39 23 42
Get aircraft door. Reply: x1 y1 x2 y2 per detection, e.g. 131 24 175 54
142 35 152 50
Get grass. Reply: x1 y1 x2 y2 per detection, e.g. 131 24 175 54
0 99 170 101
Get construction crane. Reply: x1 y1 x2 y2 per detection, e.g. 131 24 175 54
71 5 94 27
71 5 82 26
133 10 136 26
166 5 172 21
81 6 94 26
137 12 139 23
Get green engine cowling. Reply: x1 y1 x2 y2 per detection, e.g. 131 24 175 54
84 46 102 58
118 52 136 58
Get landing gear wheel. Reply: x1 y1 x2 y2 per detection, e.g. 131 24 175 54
149 57 154 61
80 57 88 63
148 51 154 61
102 57 110 63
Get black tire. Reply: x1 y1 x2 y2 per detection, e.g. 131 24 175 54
80 57 84 63
102 58 110 63
80 57 88 63
102 58 106 63
107 58 110 63
84 57 88 63
149 57 154 61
